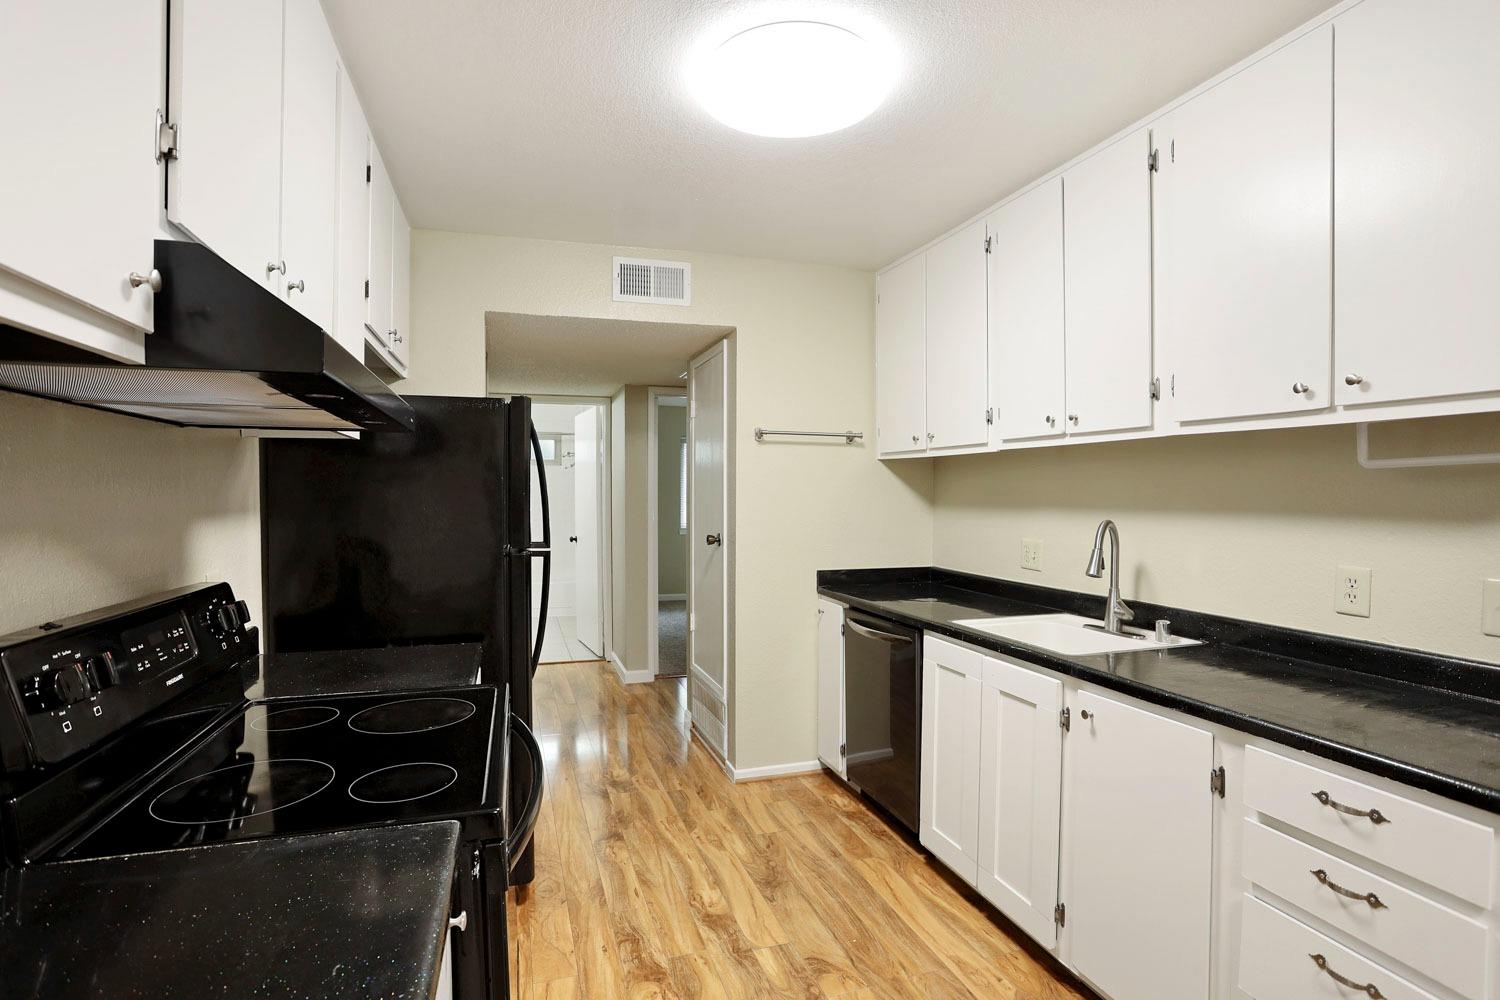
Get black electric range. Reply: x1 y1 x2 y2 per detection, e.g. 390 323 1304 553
0 582 541 1000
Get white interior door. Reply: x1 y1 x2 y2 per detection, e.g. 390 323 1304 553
572 408 603 657
689 341 729 758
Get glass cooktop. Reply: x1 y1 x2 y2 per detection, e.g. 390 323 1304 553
66 686 498 859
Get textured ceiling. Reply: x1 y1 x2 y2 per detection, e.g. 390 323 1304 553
485 313 731 396
324 0 1339 270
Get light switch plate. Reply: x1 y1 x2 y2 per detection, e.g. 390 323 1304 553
1021 538 1042 572
1336 566 1372 618
1483 579 1500 637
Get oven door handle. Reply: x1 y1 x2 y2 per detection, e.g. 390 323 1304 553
505 712 544 873
846 619 911 644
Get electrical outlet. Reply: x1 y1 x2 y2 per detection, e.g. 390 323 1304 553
1483 579 1500 638
1336 566 1372 618
1021 538 1042 572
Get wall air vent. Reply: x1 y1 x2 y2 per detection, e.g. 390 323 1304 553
613 257 691 306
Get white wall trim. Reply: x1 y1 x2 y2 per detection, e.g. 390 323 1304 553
609 651 653 685
730 760 824 783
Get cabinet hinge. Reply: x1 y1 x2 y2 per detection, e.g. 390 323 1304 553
985 407 993 425
1059 707 1071 732
1054 902 1066 927
1150 377 1161 401
155 111 178 163
839 742 846 758
1210 766 1226 799
983 235 993 254
840 623 846 636
1170 373 1176 397
689 611 696 631
363 279 370 299
1147 148 1160 173
366 163 372 183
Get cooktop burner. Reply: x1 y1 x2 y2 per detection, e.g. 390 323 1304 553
148 758 335 825
349 762 459 804
347 696 476 735
250 705 340 732
64 685 499 859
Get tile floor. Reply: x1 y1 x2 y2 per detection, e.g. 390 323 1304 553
537 615 604 664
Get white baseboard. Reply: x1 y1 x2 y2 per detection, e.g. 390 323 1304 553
658 593 686 602
730 760 823 783
609 652 653 685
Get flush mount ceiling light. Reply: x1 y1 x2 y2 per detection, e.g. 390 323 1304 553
687 19 897 138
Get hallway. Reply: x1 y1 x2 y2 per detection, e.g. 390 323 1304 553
516 660 1089 999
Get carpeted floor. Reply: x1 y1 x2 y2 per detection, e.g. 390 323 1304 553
658 600 687 677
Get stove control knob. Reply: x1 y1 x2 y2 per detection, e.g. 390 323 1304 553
49 663 93 708
213 603 240 636
232 600 251 627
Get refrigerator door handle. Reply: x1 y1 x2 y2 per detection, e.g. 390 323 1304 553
528 425 552 676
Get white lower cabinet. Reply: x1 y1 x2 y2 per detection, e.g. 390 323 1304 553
816 599 845 778
975 652 1063 947
919 636 982 883
1062 688 1213 1000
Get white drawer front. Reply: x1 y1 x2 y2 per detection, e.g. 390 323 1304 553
1243 820 1489 1000
1240 895 1440 1000
1244 746 1494 908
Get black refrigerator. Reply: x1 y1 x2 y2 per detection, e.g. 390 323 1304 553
259 395 550 881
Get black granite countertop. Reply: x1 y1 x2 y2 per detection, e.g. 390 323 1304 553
818 568 1500 814
244 642 484 700
0 820 460 999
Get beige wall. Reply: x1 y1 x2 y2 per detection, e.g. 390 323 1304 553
932 421 1500 663
0 393 262 636
410 230 935 768
657 402 688 597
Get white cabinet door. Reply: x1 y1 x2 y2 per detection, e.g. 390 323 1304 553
332 68 371 359
919 637 982 884
168 0 283 290
0 0 161 358
924 221 988 450
988 178 1066 442
1159 25 1332 423
1063 129 1155 436
1334 0 1500 407
279 0 339 332
816 600 845 778
875 254 927 456
1063 689 1213 1000
975 653 1063 949
390 196 411 370
366 144 394 343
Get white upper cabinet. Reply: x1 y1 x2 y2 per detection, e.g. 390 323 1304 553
366 145 394 344
1159 25 1332 424
390 196 411 371
1063 129 1155 435
279 0 339 333
0 0 163 361
920 637 983 884
924 221 989 450
975 653 1063 949
875 253 927 457
988 178 1066 442
168 0 284 291
332 68 371 359
1062 689 1213 1000
1334 0 1500 407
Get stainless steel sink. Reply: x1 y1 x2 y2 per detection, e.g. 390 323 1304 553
952 613 1200 656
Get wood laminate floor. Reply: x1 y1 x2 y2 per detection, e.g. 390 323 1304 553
517 659 1091 999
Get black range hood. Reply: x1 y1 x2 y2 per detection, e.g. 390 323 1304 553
0 240 415 433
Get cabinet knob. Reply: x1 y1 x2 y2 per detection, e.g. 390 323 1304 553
266 260 286 276
1068 414 1079 425
1344 374 1364 386
926 432 934 442
1079 709 1093 721
128 269 162 293
1291 382 1310 395
390 329 403 344
911 435 919 444
448 911 467 932
1045 415 1055 426
287 279 305 294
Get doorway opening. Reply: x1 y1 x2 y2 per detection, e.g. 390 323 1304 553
530 399 608 664
648 390 689 677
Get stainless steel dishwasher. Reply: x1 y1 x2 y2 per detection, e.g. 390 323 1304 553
842 611 921 835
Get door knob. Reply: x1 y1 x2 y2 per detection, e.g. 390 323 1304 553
705 533 722 546
1344 374 1364 386
449 911 467 932
568 535 578 543
128 269 163 292
287 279 305 293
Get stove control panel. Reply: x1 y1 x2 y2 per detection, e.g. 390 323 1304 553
0 583 256 772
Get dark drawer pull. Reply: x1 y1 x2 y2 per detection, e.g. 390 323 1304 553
1310 869 1387 909
1312 790 1390 825
1309 953 1386 999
